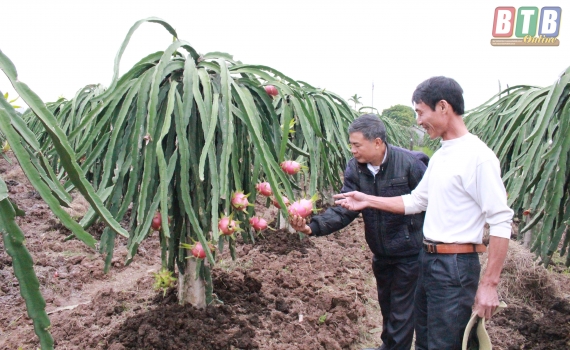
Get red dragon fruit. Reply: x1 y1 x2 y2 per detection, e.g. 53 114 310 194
280 160 302 175
151 212 162 231
288 201 312 218
180 241 215 259
249 216 268 231
231 191 251 211
192 242 206 259
273 196 290 209
264 85 279 97
299 198 314 213
218 214 241 236
255 182 272 197
287 194 317 218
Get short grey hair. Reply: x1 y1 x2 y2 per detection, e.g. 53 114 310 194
348 114 386 143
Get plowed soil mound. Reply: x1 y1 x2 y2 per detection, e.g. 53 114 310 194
104 229 371 350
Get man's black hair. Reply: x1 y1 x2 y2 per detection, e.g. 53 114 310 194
348 114 387 143
412 76 465 116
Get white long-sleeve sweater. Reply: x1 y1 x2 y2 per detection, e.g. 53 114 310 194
402 133 513 244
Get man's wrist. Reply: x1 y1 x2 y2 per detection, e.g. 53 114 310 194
479 277 499 288
364 194 377 210
307 221 320 236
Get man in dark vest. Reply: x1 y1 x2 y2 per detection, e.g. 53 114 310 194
291 114 428 350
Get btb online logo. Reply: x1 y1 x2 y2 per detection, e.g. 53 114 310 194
491 7 562 46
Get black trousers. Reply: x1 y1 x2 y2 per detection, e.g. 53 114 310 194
414 250 481 350
372 254 419 350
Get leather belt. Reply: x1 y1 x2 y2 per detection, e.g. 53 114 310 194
423 241 487 254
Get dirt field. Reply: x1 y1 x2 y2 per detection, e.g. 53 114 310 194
1 155 570 349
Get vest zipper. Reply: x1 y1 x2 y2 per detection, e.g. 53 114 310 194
375 168 386 256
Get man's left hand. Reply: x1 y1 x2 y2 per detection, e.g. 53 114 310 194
473 283 500 320
474 236 509 320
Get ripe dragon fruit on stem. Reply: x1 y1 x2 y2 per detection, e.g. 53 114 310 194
231 190 252 212
151 211 172 231
280 160 305 175
287 194 318 219
249 216 268 231
288 201 312 218
192 243 206 259
255 182 272 197
151 212 161 231
272 195 290 209
218 213 242 237
264 85 279 97
180 241 216 260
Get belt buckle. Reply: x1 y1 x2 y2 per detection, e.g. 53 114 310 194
424 242 437 254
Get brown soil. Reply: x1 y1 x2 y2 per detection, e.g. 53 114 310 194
484 241 570 350
0 155 381 349
1 154 569 349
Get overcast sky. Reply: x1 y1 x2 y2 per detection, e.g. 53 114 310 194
0 0 567 113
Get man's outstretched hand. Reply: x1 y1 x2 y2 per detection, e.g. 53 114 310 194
333 191 369 211
290 215 311 235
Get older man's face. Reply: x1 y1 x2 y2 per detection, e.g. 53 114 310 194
349 132 383 165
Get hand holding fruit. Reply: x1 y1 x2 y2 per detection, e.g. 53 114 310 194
290 215 311 235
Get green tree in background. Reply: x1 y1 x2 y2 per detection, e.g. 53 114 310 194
382 104 416 127
348 94 362 110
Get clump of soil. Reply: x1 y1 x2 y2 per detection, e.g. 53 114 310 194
106 274 261 350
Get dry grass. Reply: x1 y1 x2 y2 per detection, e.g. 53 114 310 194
484 240 560 305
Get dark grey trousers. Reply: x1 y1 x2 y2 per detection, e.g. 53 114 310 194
372 254 419 350
414 249 481 350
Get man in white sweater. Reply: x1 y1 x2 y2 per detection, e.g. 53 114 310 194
334 76 513 350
